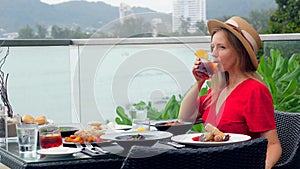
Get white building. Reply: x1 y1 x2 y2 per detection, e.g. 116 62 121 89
172 0 206 33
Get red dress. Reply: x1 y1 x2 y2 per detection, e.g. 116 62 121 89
198 78 276 139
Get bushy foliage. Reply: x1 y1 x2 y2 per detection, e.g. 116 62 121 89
257 49 300 112
268 0 300 33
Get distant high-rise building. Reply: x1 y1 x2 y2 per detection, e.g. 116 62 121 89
172 0 206 33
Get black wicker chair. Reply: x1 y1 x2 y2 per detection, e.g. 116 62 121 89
273 111 300 169
121 137 268 169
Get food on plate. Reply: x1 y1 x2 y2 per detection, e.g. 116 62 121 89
129 134 145 141
22 114 47 125
64 128 106 143
64 135 84 143
34 115 46 125
22 114 35 123
165 121 184 126
88 121 102 130
117 134 146 141
192 123 230 142
135 127 147 132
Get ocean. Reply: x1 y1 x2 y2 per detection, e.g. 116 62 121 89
1 41 210 124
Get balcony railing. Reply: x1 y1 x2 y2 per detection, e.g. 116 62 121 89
0 33 299 124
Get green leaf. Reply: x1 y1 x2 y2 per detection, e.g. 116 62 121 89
278 66 300 82
170 103 180 119
191 123 205 132
281 79 298 99
115 106 132 125
115 117 122 124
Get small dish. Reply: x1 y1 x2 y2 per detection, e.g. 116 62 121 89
59 126 80 137
150 119 193 135
37 147 81 157
105 122 132 131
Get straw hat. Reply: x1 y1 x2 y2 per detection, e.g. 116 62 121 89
207 16 262 69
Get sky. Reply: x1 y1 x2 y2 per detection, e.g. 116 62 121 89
40 0 173 13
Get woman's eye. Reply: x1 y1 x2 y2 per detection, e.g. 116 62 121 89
210 46 215 52
220 46 226 49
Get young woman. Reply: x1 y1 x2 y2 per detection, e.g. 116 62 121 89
179 16 282 169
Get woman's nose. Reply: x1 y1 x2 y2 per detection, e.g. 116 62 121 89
211 50 218 58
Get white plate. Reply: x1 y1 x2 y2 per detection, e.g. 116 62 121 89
171 133 251 147
104 122 132 131
101 131 173 149
114 124 132 130
37 147 81 157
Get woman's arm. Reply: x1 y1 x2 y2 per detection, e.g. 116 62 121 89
179 58 209 122
260 129 282 169
178 80 205 122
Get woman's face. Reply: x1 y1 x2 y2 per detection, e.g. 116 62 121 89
211 30 240 72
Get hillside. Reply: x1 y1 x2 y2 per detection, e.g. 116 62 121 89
207 0 277 19
0 0 277 33
0 0 162 32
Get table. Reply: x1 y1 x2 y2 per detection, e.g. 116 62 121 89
0 139 125 169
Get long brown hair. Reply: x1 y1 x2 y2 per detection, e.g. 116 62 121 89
201 27 263 110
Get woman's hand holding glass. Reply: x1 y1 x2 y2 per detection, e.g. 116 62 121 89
193 49 217 81
193 58 211 81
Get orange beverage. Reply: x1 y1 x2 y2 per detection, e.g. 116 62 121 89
39 125 63 149
39 134 63 149
194 49 217 76
196 61 217 76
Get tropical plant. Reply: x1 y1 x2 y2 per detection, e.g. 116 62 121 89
257 49 300 112
115 95 183 125
115 86 210 132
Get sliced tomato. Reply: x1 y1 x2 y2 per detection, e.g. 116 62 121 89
70 135 76 139
192 136 200 141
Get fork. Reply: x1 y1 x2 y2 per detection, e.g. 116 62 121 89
85 142 109 154
75 142 83 149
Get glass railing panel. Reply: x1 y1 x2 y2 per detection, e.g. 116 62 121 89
263 40 299 58
77 42 211 123
1 46 72 123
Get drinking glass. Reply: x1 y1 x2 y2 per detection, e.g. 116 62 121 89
130 105 149 131
196 62 218 76
194 50 218 77
132 118 150 132
16 122 38 153
39 125 63 149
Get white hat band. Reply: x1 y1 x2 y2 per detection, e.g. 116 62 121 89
225 19 258 53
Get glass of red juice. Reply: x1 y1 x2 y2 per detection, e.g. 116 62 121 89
39 125 63 149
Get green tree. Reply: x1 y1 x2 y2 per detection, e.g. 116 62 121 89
114 17 152 38
50 25 90 39
179 16 191 35
249 8 275 34
195 20 209 35
18 25 35 39
268 0 300 33
51 25 64 38
36 24 47 38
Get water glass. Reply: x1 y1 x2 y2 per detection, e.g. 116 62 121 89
130 105 147 120
16 122 38 153
39 125 62 149
132 118 150 132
